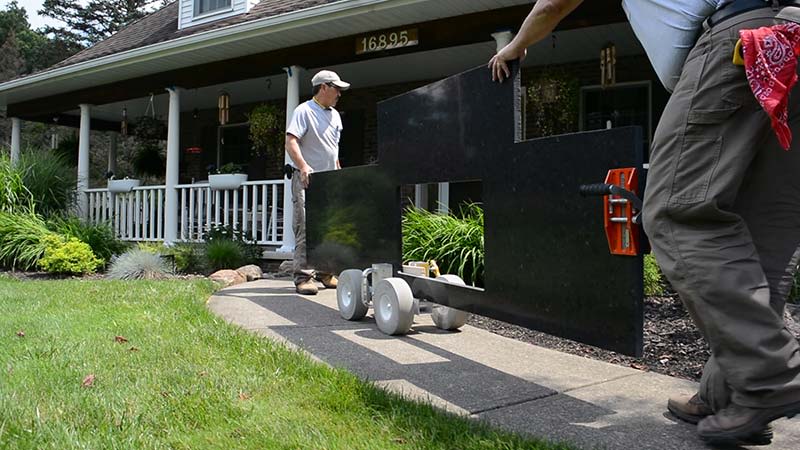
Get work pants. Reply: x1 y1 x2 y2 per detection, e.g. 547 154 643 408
643 7 800 410
292 173 315 284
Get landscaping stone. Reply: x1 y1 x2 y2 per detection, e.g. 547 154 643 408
278 260 293 275
209 270 246 287
236 265 263 281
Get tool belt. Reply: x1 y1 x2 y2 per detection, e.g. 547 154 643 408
708 0 800 28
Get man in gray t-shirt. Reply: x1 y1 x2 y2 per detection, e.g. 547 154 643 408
285 70 349 295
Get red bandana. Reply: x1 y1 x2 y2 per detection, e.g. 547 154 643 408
741 23 800 150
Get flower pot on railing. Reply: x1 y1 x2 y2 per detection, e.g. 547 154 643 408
209 173 248 191
107 178 141 193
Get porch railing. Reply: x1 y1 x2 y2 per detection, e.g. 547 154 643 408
85 179 285 245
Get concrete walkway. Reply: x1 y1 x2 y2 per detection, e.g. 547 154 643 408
208 279 800 450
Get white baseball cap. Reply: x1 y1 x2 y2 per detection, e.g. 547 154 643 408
311 70 351 90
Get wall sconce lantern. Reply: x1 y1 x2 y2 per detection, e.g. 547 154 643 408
218 91 230 125
121 107 128 136
600 43 616 89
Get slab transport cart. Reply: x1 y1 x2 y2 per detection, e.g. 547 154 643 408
334 169 644 336
337 262 473 334
306 63 647 356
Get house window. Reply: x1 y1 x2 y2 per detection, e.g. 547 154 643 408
195 0 231 16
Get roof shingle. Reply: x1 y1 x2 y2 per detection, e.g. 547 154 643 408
50 0 342 71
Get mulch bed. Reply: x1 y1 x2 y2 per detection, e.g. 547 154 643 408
468 294 800 382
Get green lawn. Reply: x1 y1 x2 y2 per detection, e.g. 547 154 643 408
0 277 572 450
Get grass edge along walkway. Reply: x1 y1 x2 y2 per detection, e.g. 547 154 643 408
0 278 575 450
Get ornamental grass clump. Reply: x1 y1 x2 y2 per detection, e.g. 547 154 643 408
17 149 76 217
203 225 259 272
0 154 33 213
107 248 174 280
403 203 484 287
0 210 54 270
205 239 248 272
38 235 102 275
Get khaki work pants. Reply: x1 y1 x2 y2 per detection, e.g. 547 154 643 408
291 173 314 284
643 7 800 410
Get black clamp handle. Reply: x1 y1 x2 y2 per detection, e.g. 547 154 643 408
579 183 644 225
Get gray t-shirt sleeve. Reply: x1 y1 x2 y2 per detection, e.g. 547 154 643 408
286 106 308 139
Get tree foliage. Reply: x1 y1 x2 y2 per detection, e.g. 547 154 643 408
0 1 81 76
39 0 161 47
0 31 25 82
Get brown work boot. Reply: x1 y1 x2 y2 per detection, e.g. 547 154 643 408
295 279 318 295
318 274 338 289
668 394 712 424
697 401 800 446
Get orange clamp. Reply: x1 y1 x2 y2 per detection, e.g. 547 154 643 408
603 168 640 256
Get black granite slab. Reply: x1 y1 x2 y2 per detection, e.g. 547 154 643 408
307 62 644 356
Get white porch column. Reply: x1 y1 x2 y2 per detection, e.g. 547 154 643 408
10 118 21 166
278 65 303 253
437 183 449 214
491 30 515 52
108 132 118 175
414 184 429 210
164 87 181 245
77 104 91 218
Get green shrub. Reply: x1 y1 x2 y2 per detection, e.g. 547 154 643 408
402 203 484 287
0 154 33 213
107 248 174 280
47 215 128 263
205 239 248 272
644 253 664 296
789 266 800 304
202 224 260 271
38 235 102 275
17 148 77 217
168 243 208 274
0 210 54 270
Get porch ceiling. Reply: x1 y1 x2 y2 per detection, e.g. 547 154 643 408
62 22 644 124
0 0 535 108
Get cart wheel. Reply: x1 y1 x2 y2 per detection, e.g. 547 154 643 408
432 274 470 330
373 278 415 335
337 269 368 321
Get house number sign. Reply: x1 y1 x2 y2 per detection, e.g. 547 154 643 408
356 28 419 55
